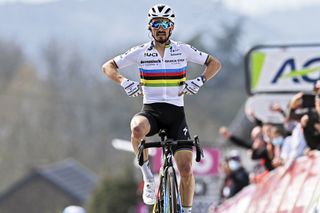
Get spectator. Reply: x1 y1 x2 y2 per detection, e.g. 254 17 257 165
250 125 274 172
219 126 251 149
269 102 287 119
268 82 320 165
300 93 320 150
269 89 315 128
286 80 320 122
219 126 275 172
270 126 285 168
280 123 307 164
269 102 297 136
261 122 274 143
219 150 249 204
269 93 310 166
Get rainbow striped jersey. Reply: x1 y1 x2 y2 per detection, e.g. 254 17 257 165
113 40 209 106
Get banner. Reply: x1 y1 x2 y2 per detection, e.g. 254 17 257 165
210 152 320 213
245 44 320 94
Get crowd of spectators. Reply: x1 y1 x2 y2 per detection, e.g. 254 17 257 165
218 150 249 204
217 80 320 203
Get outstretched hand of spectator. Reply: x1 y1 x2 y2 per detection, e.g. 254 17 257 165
245 107 256 123
289 92 303 109
219 126 232 140
269 103 283 112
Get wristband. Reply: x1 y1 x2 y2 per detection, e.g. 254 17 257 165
200 75 207 83
120 77 129 87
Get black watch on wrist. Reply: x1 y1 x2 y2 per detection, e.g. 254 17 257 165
200 75 207 83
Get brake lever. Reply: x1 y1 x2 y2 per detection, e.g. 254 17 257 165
194 136 204 162
137 139 145 166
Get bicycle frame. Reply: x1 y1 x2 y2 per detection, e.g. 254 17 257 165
159 140 181 213
137 130 203 213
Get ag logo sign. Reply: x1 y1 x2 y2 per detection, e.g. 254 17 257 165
246 44 320 94
271 57 320 84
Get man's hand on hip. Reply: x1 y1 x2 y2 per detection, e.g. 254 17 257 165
179 75 206 96
121 78 143 97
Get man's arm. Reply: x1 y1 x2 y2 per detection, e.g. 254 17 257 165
202 55 221 81
177 55 221 96
102 59 125 84
287 92 306 121
102 59 143 97
219 126 252 149
229 136 252 149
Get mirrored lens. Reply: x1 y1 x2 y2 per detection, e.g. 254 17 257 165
151 21 170 29
151 21 161 29
161 22 170 29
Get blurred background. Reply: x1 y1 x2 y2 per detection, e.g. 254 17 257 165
0 0 319 212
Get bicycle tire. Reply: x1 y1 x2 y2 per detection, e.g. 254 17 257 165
165 167 178 213
153 176 164 213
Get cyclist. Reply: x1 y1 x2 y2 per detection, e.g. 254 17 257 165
102 4 221 212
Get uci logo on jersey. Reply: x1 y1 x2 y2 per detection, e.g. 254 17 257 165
144 52 158 57
271 57 320 84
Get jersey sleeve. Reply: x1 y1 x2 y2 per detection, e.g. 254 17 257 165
113 45 141 69
180 43 209 65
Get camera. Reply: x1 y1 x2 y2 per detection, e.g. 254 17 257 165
301 94 315 108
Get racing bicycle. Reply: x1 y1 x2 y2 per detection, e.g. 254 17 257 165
137 130 204 213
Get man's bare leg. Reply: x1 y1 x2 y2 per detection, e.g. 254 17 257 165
130 115 156 205
175 150 194 212
130 115 150 159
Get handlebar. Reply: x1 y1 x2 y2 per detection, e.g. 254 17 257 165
137 135 204 166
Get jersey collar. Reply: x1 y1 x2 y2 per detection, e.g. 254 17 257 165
149 40 172 49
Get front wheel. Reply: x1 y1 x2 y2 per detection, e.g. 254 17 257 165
165 167 178 213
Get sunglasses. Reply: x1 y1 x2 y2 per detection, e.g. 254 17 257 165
150 21 172 29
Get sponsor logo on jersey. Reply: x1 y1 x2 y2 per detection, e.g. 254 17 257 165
144 52 158 57
170 52 182 56
141 59 161 64
164 59 185 63
169 47 182 56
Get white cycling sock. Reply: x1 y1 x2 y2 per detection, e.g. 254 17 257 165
182 206 192 213
140 160 154 182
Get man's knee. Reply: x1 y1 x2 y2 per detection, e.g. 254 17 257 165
175 151 193 178
179 161 193 178
131 125 146 139
130 116 150 139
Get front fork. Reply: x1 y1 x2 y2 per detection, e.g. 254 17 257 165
153 168 165 213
